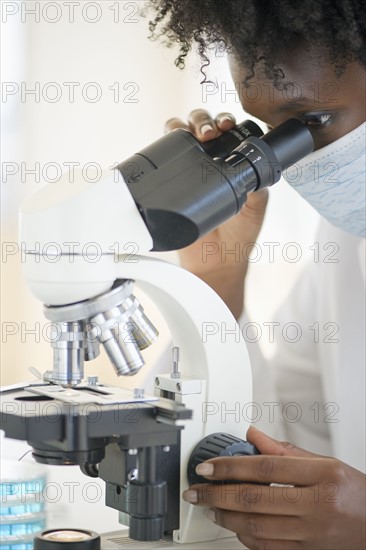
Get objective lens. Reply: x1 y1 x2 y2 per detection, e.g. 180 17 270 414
119 296 159 350
50 321 85 386
90 308 144 376
84 327 100 361
44 279 158 382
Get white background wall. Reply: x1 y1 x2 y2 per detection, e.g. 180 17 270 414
1 0 320 534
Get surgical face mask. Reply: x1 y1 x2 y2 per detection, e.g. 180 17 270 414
282 122 366 238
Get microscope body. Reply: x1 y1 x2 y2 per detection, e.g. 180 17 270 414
2 167 254 545
1 120 314 546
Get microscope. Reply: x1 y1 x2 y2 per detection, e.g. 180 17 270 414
0 119 313 549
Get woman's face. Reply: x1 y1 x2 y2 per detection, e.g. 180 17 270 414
229 52 366 150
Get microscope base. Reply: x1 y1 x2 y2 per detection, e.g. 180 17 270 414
101 530 246 549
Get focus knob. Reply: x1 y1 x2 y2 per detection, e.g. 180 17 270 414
187 433 259 486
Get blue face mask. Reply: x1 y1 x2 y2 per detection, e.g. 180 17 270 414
282 122 366 238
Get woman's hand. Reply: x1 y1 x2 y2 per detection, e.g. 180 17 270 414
183 426 366 549
165 110 268 319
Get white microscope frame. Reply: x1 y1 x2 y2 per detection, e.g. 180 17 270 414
20 170 254 545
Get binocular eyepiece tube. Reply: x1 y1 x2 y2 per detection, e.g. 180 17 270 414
119 118 314 251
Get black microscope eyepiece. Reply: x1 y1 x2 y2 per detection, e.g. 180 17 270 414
118 118 314 251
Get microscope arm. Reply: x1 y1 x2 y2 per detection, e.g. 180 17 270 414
113 255 253 544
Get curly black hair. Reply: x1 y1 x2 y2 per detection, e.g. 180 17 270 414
148 0 365 85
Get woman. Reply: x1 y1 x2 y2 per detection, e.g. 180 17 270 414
148 1 366 549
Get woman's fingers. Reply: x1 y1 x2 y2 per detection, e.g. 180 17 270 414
165 110 237 141
215 112 236 131
195 455 330 486
212 510 303 541
237 534 303 550
187 108 235 140
184 482 302 515
164 117 190 133
246 426 319 458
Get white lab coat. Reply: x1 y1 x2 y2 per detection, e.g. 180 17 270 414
245 219 366 473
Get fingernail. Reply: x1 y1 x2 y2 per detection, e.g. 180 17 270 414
207 509 216 522
218 115 233 125
196 463 214 476
182 490 197 503
200 123 214 135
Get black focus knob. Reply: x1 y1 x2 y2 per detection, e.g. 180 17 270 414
187 433 260 486
34 529 100 549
